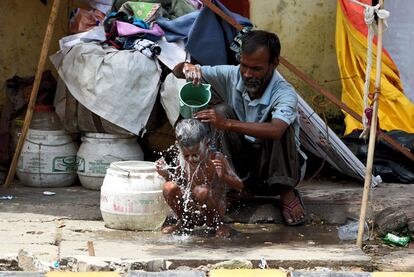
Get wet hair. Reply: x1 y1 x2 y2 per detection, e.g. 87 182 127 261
175 118 208 148
241 30 281 64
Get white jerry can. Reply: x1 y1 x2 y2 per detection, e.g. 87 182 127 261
77 133 144 190
100 161 168 231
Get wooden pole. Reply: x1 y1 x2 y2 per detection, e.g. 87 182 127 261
3 0 61 188
201 0 414 163
356 0 384 248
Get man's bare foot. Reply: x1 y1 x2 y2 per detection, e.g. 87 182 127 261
280 189 306 226
215 224 231 238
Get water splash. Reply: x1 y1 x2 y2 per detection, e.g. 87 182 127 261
155 122 226 236
158 233 193 243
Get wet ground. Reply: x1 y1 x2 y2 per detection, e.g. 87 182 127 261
88 223 342 246
0 179 413 271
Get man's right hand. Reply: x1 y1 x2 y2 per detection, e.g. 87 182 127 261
182 63 202 86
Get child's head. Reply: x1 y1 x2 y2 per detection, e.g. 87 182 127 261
175 118 209 165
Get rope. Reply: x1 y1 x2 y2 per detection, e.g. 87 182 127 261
351 0 390 240
351 0 389 139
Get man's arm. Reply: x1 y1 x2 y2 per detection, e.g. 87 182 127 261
173 62 202 85
172 62 186 79
195 109 289 140
226 118 289 140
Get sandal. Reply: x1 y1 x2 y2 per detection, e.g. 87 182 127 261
282 189 307 226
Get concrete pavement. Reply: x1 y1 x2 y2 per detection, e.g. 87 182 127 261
0 179 413 272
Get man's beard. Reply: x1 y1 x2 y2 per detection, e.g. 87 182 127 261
243 76 266 99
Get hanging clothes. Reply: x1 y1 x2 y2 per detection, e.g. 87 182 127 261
336 0 414 135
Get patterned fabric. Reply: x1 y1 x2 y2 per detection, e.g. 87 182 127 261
112 0 197 20
118 1 162 23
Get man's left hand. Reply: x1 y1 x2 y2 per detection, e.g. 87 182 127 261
194 109 228 130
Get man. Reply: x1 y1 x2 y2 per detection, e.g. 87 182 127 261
173 30 306 225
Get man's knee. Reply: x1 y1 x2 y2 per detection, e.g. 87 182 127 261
163 181 179 199
214 103 234 119
193 186 209 203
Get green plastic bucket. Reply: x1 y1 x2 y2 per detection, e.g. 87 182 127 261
179 82 211 118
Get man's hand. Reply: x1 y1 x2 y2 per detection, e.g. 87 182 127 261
194 109 229 130
183 63 202 85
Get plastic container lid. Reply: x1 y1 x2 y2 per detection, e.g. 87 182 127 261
30 105 62 130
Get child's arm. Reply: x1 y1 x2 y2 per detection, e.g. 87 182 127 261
155 159 170 180
156 158 182 183
155 158 178 182
212 153 243 191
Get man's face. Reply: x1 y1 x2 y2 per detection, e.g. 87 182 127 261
181 142 208 166
240 47 278 99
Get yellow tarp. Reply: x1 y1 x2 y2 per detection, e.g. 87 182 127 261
336 1 414 135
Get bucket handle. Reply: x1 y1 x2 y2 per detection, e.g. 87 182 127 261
24 138 75 147
103 154 126 162
109 162 131 177
104 154 131 177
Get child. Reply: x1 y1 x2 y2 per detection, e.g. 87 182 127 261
156 118 243 238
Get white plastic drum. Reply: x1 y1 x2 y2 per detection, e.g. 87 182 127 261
100 161 168 231
16 129 78 187
77 133 144 190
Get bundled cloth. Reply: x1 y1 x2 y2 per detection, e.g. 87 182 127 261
187 0 203 10
118 1 162 23
103 1 168 49
112 0 198 19
109 20 164 38
50 43 162 135
76 0 112 14
69 8 106 34
157 0 252 65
